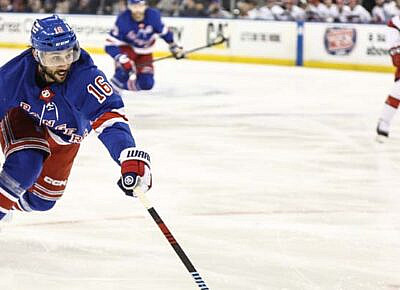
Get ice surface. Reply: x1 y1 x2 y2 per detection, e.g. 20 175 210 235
0 48 400 290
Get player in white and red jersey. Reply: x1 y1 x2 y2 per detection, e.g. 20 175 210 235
377 15 400 141
383 0 400 20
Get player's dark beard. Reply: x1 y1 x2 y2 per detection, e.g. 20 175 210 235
39 64 69 84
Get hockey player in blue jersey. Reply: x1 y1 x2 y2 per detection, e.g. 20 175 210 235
105 0 184 92
0 15 152 221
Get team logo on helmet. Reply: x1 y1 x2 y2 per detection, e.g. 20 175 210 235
55 26 64 33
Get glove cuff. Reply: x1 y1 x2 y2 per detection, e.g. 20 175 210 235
119 147 151 168
121 160 145 175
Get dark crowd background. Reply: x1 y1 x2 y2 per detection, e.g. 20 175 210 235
0 0 395 24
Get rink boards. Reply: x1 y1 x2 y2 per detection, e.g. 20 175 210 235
0 12 394 72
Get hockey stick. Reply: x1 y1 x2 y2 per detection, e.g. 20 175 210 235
137 36 227 67
135 189 210 290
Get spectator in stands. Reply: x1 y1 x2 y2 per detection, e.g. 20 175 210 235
26 0 45 13
305 0 328 22
207 0 233 17
384 0 400 19
71 0 98 14
0 0 12 12
279 0 306 21
342 0 371 23
334 0 350 22
12 0 27 12
116 0 128 13
234 0 257 18
43 0 55 13
54 0 70 13
371 0 388 23
256 0 285 20
97 0 125 14
179 0 208 17
322 0 339 22
157 0 180 16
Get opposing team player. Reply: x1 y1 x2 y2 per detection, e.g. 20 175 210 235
377 15 400 141
0 15 152 222
105 0 184 92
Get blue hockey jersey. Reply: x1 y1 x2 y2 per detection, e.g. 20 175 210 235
0 48 136 164
105 7 174 56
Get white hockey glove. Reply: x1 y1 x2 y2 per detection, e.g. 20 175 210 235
169 43 185 59
116 54 134 72
118 148 152 197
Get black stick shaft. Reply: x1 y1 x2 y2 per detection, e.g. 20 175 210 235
138 37 226 67
147 206 210 290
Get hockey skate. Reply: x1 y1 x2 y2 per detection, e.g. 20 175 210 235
376 120 389 143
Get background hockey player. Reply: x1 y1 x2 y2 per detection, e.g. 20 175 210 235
377 15 400 141
105 0 184 92
0 15 152 221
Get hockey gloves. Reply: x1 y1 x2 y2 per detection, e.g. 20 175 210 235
169 43 185 59
118 148 152 197
116 54 134 72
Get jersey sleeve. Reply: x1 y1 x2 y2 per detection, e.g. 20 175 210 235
79 68 136 164
388 16 400 49
150 9 174 44
105 14 127 59
0 75 9 120
0 67 20 120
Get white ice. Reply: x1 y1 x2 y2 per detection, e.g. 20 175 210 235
0 48 400 290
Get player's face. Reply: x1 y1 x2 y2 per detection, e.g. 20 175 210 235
40 63 72 83
34 46 80 83
129 3 146 21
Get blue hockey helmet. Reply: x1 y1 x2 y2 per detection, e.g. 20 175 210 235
31 15 80 66
128 0 145 4
128 0 146 21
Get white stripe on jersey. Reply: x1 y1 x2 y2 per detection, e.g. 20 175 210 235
0 187 19 202
47 128 71 145
105 35 129 47
0 205 10 214
159 26 169 36
94 117 130 134
112 108 127 115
